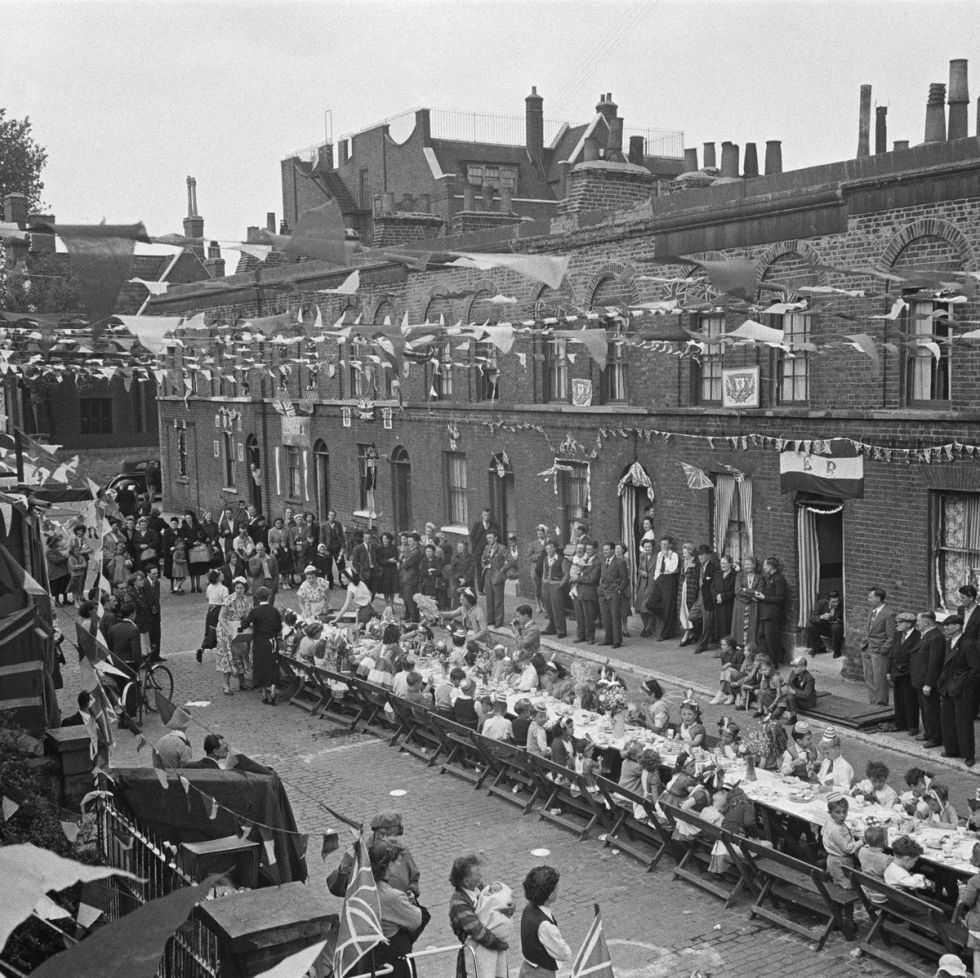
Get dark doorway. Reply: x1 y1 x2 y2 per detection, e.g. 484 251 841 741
312 439 329 523
488 454 515 539
816 508 844 598
245 434 262 514
391 447 411 534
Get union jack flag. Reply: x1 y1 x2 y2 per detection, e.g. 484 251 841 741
571 905 615 978
333 834 385 978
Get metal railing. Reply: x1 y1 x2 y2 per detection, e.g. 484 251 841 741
97 798 222 978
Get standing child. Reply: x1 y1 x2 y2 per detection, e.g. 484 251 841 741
67 525 91 605
954 842 980 977
171 538 188 595
822 792 862 888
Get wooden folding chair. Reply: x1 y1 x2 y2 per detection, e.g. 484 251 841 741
387 696 443 763
593 776 674 871
526 755 612 841
426 714 483 785
468 736 542 812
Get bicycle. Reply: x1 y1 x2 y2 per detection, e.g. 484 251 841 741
119 657 175 727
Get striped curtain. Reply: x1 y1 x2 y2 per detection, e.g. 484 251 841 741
739 478 754 556
796 506 820 628
620 488 636 592
713 475 737 554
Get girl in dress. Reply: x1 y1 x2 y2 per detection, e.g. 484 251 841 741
268 516 291 590
197 569 229 664
710 635 746 706
171 538 188 595
637 678 670 734
216 577 251 694
676 695 706 748
67 525 91 605
715 717 741 760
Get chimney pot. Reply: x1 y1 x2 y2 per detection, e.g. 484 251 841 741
683 147 699 171
948 59 970 139
857 84 872 158
875 106 888 154
702 142 716 169
719 141 740 178
415 108 431 144
628 135 646 165
924 82 947 142
743 142 759 177
382 191 396 214
583 136 599 162
266 212 276 232
764 140 783 175
605 118 625 161
481 182 495 211
596 93 618 124
893 140 910 151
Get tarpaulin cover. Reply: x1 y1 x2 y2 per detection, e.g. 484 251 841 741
111 767 308 885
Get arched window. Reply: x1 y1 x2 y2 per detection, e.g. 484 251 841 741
590 276 631 403
391 447 412 534
470 291 501 401
312 438 329 521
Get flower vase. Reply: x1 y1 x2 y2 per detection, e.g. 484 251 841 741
745 754 757 781
611 711 627 739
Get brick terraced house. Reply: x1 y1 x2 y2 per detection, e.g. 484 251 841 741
148 71 980 667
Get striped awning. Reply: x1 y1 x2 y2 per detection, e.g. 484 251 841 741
617 461 654 502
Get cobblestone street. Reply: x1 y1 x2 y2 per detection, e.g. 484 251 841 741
57 590 910 978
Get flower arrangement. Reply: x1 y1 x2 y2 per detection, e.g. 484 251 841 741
598 683 630 716
413 593 441 624
739 724 775 761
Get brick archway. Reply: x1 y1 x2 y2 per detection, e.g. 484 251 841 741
880 218 975 270
585 262 638 307
462 278 500 324
756 240 828 284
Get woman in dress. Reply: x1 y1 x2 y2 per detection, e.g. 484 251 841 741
332 568 375 626
445 541 475 610
268 516 291 590
297 565 331 619
131 516 160 574
377 531 400 610
216 577 251 695
242 587 283 705
419 543 446 609
360 840 424 978
677 542 700 647
197 568 229 664
732 556 763 655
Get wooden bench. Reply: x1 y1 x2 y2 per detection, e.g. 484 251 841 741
346 677 393 732
425 714 483 785
524 755 612 841
468 735 543 812
386 697 443 763
845 867 968 978
660 804 751 908
593 776 675 872
278 653 329 715
738 836 859 950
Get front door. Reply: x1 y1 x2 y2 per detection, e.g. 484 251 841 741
246 438 262 514
391 450 411 535
488 455 515 538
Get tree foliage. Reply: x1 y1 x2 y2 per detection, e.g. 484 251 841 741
0 108 48 212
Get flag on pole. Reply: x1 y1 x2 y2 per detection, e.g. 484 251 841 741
570 905 614 978
333 834 385 978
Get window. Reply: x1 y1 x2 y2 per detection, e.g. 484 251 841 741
776 312 809 403
176 428 188 479
435 341 453 397
693 314 725 403
466 164 518 192
359 168 369 210
933 491 980 609
905 299 951 403
223 432 236 488
349 356 364 399
79 398 113 435
602 333 628 403
445 452 468 525
557 461 590 542
546 337 569 401
285 446 302 498
357 444 373 511
133 383 146 433
712 474 752 565
475 341 499 401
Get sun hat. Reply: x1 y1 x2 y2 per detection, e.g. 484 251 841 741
937 953 968 977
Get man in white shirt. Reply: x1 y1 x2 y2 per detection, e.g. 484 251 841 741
816 726 854 788
649 537 680 642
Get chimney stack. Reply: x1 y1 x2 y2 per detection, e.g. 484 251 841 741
266 212 276 233
894 140 910 151
499 187 513 213
764 140 783 175
462 184 476 211
382 191 396 213
605 118 625 162
683 147 699 171
583 136 599 162
628 135 646 165
720 141 740 178
183 176 204 253
525 87 544 169
3 193 28 227
743 143 759 177
924 82 947 142
702 142 716 168
948 59 970 139
481 182 495 211
875 106 888 154
857 84 872 157
596 93 618 124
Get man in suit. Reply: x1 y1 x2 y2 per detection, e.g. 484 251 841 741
913 610 945 748
756 556 787 665
184 734 229 769
598 541 630 648
469 508 499 593
861 586 895 706
481 530 510 627
108 602 142 670
572 540 600 644
694 544 721 654
805 591 845 657
351 531 380 597
938 615 976 765
957 584 980 711
713 554 737 645
247 542 279 606
538 539 570 638
888 612 921 734
217 507 236 556
61 690 91 728
321 510 345 585
399 534 421 622
649 536 679 641
635 539 658 638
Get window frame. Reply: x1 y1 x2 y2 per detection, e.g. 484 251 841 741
357 443 373 511
557 460 590 542
285 445 302 499
931 489 980 609
176 428 188 479
79 397 113 436
774 311 810 404
474 340 499 401
904 297 952 406
222 431 237 489
693 313 725 404
601 330 628 404
546 336 570 402
444 452 469 526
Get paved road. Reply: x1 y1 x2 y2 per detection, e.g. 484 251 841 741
54 588 931 977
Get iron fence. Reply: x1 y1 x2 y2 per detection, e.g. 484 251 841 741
97 798 221 978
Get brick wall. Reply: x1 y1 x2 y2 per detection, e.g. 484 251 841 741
559 161 655 215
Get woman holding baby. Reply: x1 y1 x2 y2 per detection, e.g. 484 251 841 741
449 854 513 978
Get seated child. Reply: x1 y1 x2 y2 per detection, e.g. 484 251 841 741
750 660 782 717
822 792 862 888
852 761 899 808
673 768 716 841
574 737 599 793
676 695 706 748
710 635 746 706
730 654 770 711
924 783 959 826
714 717 741 760
780 721 818 780
618 740 645 795
468 881 514 978
900 767 934 818
480 696 513 743
857 824 891 904
705 787 733 874
884 835 929 892
637 678 669 733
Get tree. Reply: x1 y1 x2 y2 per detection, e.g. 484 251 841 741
0 108 48 211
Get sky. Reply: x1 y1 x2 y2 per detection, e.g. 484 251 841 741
4 0 980 246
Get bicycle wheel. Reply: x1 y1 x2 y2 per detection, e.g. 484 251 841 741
145 663 174 706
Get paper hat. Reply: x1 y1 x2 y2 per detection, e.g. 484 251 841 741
493 693 508 705
232 576 248 586
304 565 317 574
820 725 838 743
826 792 847 805
546 661 558 671
532 702 549 717
460 588 477 603
791 655 808 667
794 721 811 735
515 697 532 710
937 953 968 977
